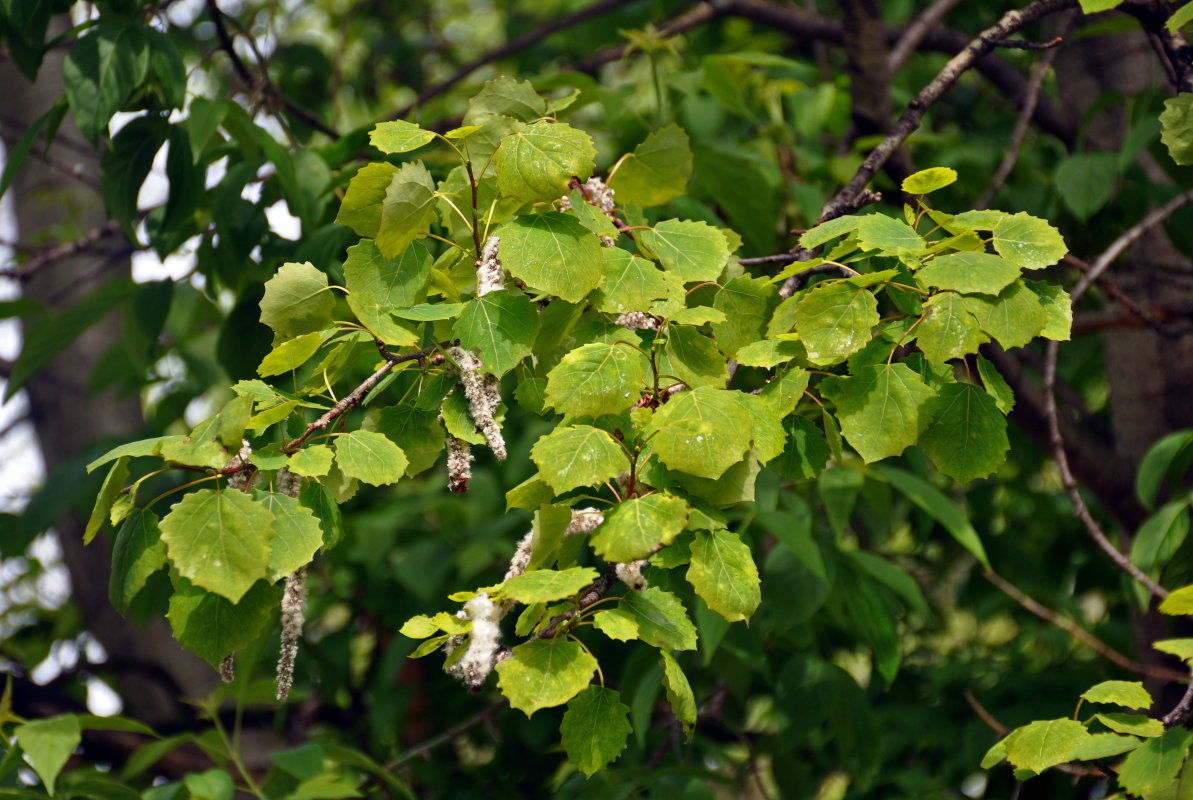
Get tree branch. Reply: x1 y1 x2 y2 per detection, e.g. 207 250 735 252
984 570 1182 680
1070 189 1193 304
392 0 642 121
888 0 965 73
819 0 1076 223
1043 339 1168 599
2 219 123 280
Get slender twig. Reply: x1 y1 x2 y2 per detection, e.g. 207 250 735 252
386 703 501 770
986 35 1064 50
887 0 965 73
1070 190 1193 304
1163 680 1193 727
976 20 1068 209
739 252 804 266
570 3 720 73
284 341 452 453
1043 340 1169 599
525 564 618 643
984 570 1181 679
819 0 1076 224
392 0 641 121
1063 253 1170 334
2 219 122 280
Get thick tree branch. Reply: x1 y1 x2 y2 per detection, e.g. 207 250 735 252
1044 339 1168 599
2 219 122 280
820 0 1076 223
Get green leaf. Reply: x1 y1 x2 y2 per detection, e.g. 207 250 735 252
288 445 334 478
494 121 596 203
711 276 778 357
100 115 169 236
0 100 66 202
1162 583 1193 616
299 481 345 548
335 162 398 238
733 339 803 368
531 425 627 493
109 509 166 613
1156 639 1193 662
687 529 760 622
184 768 235 800
254 491 322 581
1169 2 1193 33
1096 713 1166 737
1029 280 1073 341
63 24 150 143
160 415 227 469
87 436 173 472
1161 94 1193 165
821 364 937 463
167 579 277 667
607 124 693 206
800 215 860 249
464 77 547 124
1003 718 1090 773
856 214 925 257
369 120 435 154
916 252 1020 296
455 290 540 377
1055 152 1118 220
568 188 620 238
495 638 597 717
159 489 275 602
498 212 605 303
872 465 989 568
1118 726 1193 797
920 383 1009 483
915 293 989 365
501 567 600 603
260 262 335 338
794 280 879 364
638 219 730 282
86 457 128 544
257 331 325 377
334 430 408 486
619 587 697 651
393 302 465 321
1069 733 1142 761
1081 681 1153 709
989 212 1067 270
591 494 688 562
505 474 555 512
377 161 438 259
1131 498 1191 571
560 686 632 776
664 325 727 389
545 341 649 417
774 416 831 480
1079 0 1124 11
758 366 811 417
592 609 639 641
344 240 432 346
660 651 697 736
590 249 669 314
961 282 1048 349
647 387 754 479
271 744 325 781
976 355 1015 414
14 715 81 794
902 167 957 194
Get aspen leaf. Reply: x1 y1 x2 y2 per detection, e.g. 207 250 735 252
687 529 760 622
159 489 275 602
501 567 600 604
260 262 334 338
590 494 688 562
494 121 596 203
14 715 81 794
545 341 649 418
920 382 1009 483
1081 681 1153 710
377 161 438 259
253 490 323 581
820 364 937 463
1118 727 1193 797
109 509 165 613
498 212 605 302
660 650 697 736
916 252 1020 295
1003 718 1090 773
619 587 697 651
647 387 753 480
638 219 730 282
607 124 693 206
167 578 277 667
560 686 632 776
369 119 435 154
794 280 879 364
496 638 597 717
590 248 669 314
531 425 626 493
334 430 408 486
455 290 540 376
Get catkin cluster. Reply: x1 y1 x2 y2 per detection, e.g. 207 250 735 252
475 236 505 296
447 346 506 461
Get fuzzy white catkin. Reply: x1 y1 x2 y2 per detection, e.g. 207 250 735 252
219 654 236 684
224 439 254 491
276 566 308 701
447 593 503 690
276 466 302 499
567 507 605 535
476 236 505 296
615 560 649 592
615 311 659 331
446 435 474 493
447 346 507 460
504 531 535 582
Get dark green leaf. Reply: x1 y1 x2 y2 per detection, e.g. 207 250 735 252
560 686 632 776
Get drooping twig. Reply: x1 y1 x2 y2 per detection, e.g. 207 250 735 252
976 19 1068 209
986 35 1064 50
1063 254 1170 334
887 0 965 73
984 570 1181 680
819 0 1076 224
570 3 720 73
386 702 502 770
1042 339 1169 599
284 340 453 453
1070 190 1193 304
965 690 1110 778
392 0 641 121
